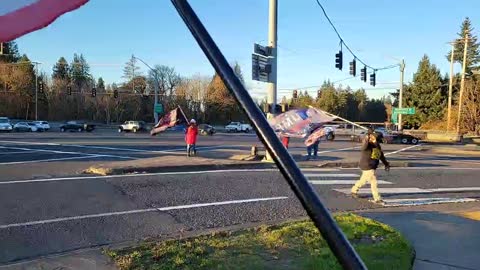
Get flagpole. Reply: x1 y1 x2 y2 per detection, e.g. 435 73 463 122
177 105 189 123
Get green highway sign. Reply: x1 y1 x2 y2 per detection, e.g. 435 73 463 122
154 104 164 114
393 107 415 115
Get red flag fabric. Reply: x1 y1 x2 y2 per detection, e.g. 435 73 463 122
0 0 89 42
150 108 181 136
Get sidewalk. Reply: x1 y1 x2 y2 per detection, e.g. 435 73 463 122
363 211 480 270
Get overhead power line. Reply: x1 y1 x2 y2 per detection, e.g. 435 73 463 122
314 0 398 72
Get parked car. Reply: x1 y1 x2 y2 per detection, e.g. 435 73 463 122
0 117 13 132
14 122 39 132
118 121 146 133
199 124 216 136
33 121 50 131
60 121 95 132
225 122 252 133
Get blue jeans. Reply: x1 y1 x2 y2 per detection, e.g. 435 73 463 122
187 144 196 156
307 141 319 157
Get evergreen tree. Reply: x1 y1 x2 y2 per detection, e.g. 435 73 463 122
404 55 445 127
70 53 90 90
446 17 480 71
0 41 20 62
52 57 70 80
97 77 105 91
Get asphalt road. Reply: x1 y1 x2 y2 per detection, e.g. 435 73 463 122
1 132 480 264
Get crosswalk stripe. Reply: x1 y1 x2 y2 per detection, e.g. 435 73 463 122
335 187 430 195
309 180 392 185
304 173 359 178
381 197 477 207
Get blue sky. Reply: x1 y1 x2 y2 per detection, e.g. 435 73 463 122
15 0 480 100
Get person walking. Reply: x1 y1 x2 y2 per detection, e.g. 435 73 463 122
185 119 198 157
305 125 321 160
351 128 390 203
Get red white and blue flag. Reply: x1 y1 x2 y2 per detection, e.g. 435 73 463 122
0 0 89 42
269 107 334 138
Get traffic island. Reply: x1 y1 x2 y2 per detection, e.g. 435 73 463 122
106 213 414 270
84 155 273 176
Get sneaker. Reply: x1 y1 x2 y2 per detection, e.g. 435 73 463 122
370 199 384 204
351 193 359 199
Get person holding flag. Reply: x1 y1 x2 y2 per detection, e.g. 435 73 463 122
185 119 198 157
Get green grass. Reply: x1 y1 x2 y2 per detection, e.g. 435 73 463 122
106 213 414 270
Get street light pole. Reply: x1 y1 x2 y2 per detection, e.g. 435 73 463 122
35 62 38 120
398 60 405 131
267 0 277 116
456 33 469 134
133 56 160 123
447 43 455 131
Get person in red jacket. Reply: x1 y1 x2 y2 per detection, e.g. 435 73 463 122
185 119 199 157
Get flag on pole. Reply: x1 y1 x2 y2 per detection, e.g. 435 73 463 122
150 107 188 136
268 108 335 138
0 0 89 42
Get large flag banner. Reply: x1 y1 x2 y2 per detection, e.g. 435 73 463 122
150 108 187 136
0 0 89 42
269 108 335 138
304 126 334 146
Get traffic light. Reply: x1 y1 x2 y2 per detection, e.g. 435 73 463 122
38 81 44 93
67 86 72 95
317 89 321 99
293 90 298 99
370 72 376 87
91 87 96 97
335 51 343 70
113 89 118 98
360 66 367 82
349 59 356 76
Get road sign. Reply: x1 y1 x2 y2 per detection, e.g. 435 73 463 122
154 104 164 114
393 107 415 115
252 53 271 82
254 43 272 57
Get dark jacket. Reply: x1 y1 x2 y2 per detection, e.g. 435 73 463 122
359 137 389 170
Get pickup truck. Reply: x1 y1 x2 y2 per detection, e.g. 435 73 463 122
60 121 95 132
225 122 252 133
118 121 146 133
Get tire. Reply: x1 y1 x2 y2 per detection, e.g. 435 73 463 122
245 128 250 133
235 128 239 133
401 138 409 144
118 128 123 133
77 128 83 132
61 127 65 132
411 138 419 145
132 127 137 133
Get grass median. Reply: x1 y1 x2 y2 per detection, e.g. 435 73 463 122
106 213 414 270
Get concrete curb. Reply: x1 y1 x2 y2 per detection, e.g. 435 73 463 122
84 162 276 176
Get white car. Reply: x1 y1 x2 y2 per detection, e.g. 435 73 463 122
33 121 50 131
13 122 39 132
225 122 253 133
0 117 13 132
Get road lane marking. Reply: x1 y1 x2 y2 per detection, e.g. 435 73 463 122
309 180 392 185
301 146 360 156
298 168 340 172
384 144 422 156
339 167 480 170
0 140 60 146
0 169 283 184
381 197 477 207
0 155 104 165
0 196 289 229
0 146 134 161
304 173 359 178
336 186 480 195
